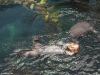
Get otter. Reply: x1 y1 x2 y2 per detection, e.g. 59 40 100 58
69 21 98 39
12 35 80 57
13 43 79 57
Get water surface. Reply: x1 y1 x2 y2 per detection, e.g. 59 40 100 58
0 4 100 75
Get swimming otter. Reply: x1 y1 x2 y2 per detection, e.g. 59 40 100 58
69 21 98 39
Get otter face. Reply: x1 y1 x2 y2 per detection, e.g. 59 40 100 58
63 42 80 55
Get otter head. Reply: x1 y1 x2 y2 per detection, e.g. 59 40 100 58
33 35 40 42
32 35 42 49
63 42 80 55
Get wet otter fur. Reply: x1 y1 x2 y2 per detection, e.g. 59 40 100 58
63 42 80 55
69 21 98 39
12 35 80 57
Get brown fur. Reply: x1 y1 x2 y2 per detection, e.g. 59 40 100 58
69 21 96 38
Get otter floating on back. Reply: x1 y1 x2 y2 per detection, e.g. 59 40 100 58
12 34 80 57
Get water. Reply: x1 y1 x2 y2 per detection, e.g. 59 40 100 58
0 4 100 75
